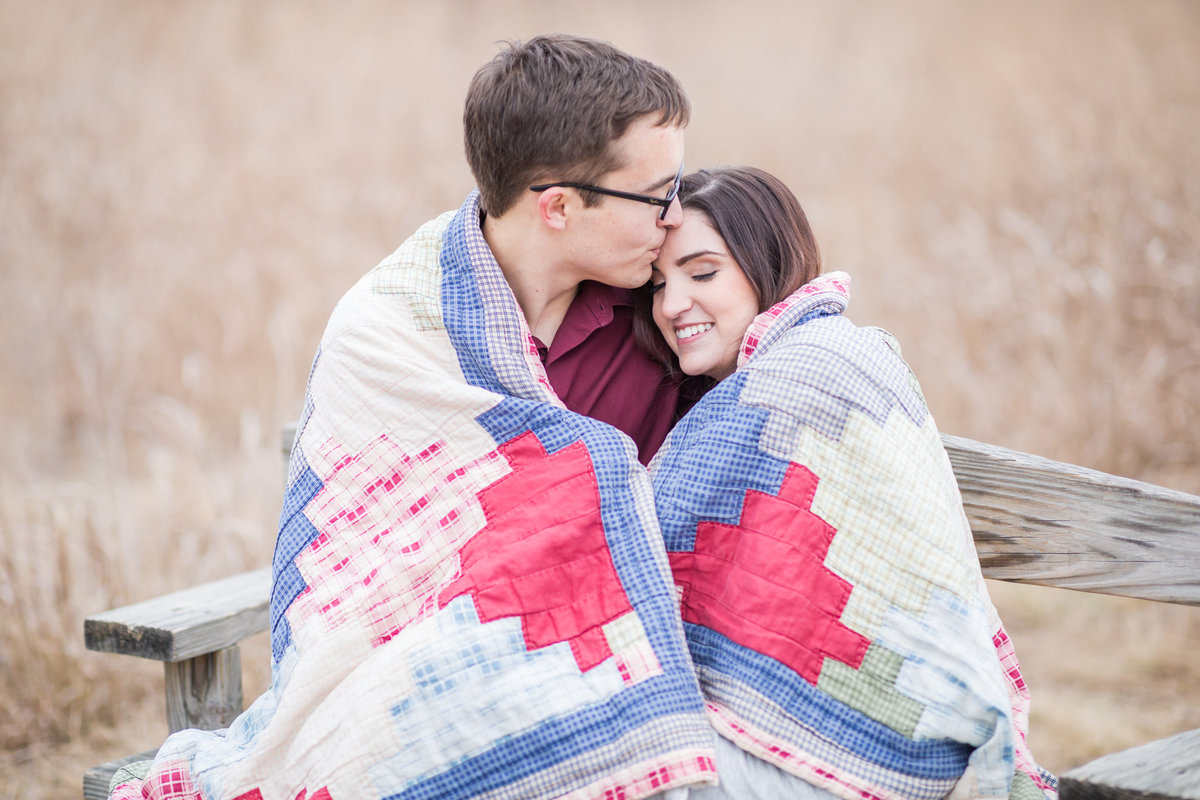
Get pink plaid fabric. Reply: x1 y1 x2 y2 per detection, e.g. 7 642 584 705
738 273 852 368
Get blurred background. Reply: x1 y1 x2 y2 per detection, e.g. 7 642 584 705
1 1 1197 797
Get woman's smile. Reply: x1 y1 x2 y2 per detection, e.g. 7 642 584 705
675 322 715 341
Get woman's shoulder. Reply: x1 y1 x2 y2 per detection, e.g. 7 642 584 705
761 313 904 371
747 315 931 420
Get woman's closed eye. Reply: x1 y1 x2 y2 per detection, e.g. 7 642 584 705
650 281 665 294
692 271 717 282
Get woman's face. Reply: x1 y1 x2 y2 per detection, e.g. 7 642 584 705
650 209 760 380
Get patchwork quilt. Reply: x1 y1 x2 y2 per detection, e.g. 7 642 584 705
648 274 1058 800
110 191 718 799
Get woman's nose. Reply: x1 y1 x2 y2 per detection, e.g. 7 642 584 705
659 281 692 318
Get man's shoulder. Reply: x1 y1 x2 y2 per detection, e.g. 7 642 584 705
319 209 462 343
369 192 485 288
352 208 468 328
370 210 457 288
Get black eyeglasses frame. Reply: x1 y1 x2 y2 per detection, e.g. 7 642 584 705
529 162 684 221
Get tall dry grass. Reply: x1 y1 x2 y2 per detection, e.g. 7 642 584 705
1 1 1197 797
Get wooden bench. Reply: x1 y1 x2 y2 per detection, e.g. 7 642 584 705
83 427 1200 800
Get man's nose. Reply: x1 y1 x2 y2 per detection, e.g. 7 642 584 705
658 195 683 228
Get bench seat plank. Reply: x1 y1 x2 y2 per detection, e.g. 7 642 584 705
83 748 158 800
84 566 272 662
1060 727 1200 800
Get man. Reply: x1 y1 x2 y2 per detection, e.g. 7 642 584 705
466 36 689 462
109 35 717 800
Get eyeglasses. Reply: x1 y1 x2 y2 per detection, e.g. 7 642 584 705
530 162 684 221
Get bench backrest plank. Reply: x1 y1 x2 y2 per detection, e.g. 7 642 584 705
943 434 1200 605
1060 726 1200 800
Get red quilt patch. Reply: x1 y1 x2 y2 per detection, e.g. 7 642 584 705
668 462 868 684
438 431 633 672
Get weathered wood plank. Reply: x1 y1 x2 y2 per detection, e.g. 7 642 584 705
1060 727 1200 800
282 421 297 457
943 434 1200 604
164 646 243 733
84 566 271 661
281 421 298 485
84 748 157 800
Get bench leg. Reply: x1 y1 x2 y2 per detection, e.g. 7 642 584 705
164 645 243 733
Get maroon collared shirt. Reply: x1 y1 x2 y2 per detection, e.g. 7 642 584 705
531 281 679 465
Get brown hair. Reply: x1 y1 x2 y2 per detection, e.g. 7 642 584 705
463 35 690 217
634 166 823 374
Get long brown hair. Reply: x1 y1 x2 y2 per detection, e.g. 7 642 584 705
634 166 823 375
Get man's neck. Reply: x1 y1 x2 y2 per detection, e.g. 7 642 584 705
482 209 579 346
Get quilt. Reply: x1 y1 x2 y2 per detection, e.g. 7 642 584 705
109 191 718 799
648 273 1058 800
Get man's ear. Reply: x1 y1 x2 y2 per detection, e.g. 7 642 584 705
536 188 570 231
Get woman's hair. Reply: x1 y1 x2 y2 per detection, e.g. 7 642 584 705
464 35 690 217
634 165 823 376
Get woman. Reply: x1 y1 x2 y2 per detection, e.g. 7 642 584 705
637 167 1056 800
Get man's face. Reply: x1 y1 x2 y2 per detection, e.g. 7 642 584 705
565 116 685 289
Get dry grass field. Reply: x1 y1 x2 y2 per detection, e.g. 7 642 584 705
2 1 1198 797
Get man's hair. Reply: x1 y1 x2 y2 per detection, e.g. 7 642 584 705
634 166 823 374
464 34 690 217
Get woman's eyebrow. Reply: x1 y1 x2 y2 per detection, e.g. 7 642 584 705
675 250 720 266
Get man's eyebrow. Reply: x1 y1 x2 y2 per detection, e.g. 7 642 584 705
640 171 677 193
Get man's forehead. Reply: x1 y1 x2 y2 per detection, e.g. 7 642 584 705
607 121 684 184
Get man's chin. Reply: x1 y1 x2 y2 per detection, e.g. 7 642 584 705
621 265 654 289
591 263 652 290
